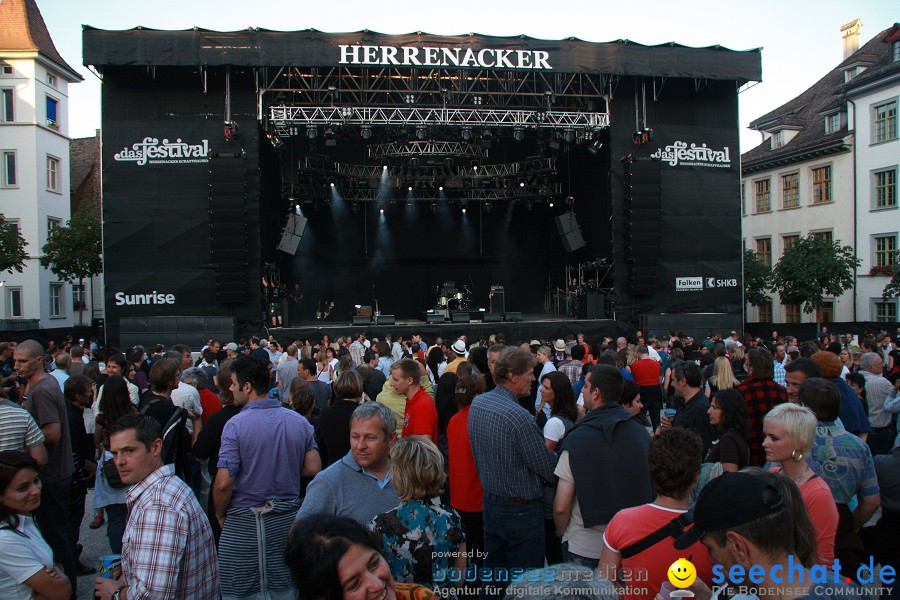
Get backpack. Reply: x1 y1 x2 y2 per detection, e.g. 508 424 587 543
140 397 189 480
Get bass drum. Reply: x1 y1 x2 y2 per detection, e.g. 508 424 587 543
448 298 461 311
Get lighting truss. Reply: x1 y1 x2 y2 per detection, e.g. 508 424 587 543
300 185 564 202
270 106 609 132
299 157 557 180
368 141 488 158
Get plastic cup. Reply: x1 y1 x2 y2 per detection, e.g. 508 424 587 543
98 554 122 580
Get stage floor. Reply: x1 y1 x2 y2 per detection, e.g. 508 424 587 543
262 314 625 346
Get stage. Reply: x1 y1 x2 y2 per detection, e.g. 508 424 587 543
264 315 621 346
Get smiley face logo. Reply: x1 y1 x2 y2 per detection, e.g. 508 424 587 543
667 558 697 588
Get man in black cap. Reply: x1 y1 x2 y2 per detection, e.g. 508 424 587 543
676 472 872 600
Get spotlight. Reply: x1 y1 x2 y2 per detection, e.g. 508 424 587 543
563 130 575 143
408 186 413 191
361 127 372 140
352 203 360 214
383 165 388 171
484 202 493 213
439 186 444 191
549 201 554 207
416 127 428 140
588 139 604 155
380 208 384 214
461 128 473 141
324 127 337 147
431 202 437 214
519 182 525 188
330 182 335 188
513 128 524 142
307 126 318 140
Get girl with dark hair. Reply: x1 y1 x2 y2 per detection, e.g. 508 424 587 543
540 371 579 452
92 375 137 551
622 380 653 435
285 515 437 600
433 373 458 505
425 347 446 386
467 346 489 378
0 451 72 599
705 388 751 472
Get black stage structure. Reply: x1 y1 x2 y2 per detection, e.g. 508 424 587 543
83 29 760 346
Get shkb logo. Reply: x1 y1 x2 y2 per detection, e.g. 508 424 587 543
676 277 703 291
706 277 739 288
114 291 175 306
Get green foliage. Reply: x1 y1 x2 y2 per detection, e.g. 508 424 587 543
772 235 859 314
0 214 28 274
743 248 772 306
883 250 900 300
40 204 102 284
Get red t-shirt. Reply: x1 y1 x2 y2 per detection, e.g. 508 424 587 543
198 388 223 425
446 405 483 512
603 503 713 600
770 468 838 565
630 358 661 387
402 387 438 441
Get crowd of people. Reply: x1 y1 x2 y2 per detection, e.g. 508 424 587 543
0 326 898 600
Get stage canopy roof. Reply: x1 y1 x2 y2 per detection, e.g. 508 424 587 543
82 27 762 83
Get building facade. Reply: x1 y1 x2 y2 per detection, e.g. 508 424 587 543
0 0 83 329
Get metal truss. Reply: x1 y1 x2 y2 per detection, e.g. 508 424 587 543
367 141 488 158
295 184 564 203
298 157 557 181
270 105 609 131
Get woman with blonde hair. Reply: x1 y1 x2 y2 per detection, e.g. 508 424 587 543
705 356 737 396
763 403 838 565
367 437 466 589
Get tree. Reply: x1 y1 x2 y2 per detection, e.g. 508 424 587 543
40 204 102 325
743 248 773 307
882 250 900 301
0 214 28 274
772 235 860 315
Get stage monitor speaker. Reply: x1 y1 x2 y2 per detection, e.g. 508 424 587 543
426 314 445 324
356 306 373 317
554 212 586 252
377 314 396 325
352 315 370 325
277 214 308 256
585 293 605 319
483 312 502 323
504 312 523 322
451 311 470 323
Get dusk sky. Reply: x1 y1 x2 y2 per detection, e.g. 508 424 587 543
38 0 897 151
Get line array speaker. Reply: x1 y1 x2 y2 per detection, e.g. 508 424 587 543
209 154 248 303
624 160 662 297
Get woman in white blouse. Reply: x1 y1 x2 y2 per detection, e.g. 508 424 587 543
0 451 71 600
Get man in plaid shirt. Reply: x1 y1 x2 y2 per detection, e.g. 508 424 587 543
94 414 219 600
737 347 788 466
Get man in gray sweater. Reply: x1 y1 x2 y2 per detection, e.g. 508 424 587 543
295 402 399 524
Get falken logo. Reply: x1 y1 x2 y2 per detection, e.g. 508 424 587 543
113 137 209 166
676 277 703 291
651 141 731 168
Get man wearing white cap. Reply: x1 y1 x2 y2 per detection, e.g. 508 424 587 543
223 343 240 360
445 339 468 374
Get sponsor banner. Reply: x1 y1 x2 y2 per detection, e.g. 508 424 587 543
706 277 738 288
676 277 704 292
339 45 552 70
650 141 731 168
114 291 176 306
113 137 209 166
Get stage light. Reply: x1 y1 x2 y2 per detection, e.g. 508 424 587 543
563 130 575 143
408 186 413 191
416 127 428 140
361 127 372 140
485 202 493 213
462 207 467 213
383 165 388 171
352 203 360 214
307 126 318 140
439 186 444 191
430 202 437 214
519 181 525 188
324 127 337 147
461 128 473 141
588 139 604 155
380 208 384 214
472 96 482 105
549 201 554 207
513 128 524 142
404 93 417 104
330 182 335 187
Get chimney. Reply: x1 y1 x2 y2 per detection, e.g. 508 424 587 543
841 19 862 60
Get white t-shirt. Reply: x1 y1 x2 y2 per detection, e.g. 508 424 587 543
554 450 606 559
543 416 567 442
0 515 54 600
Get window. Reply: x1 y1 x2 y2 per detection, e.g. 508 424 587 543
46 156 59 192
46 73 56 88
757 301 772 323
72 284 85 312
755 179 771 213
874 301 897 323
874 168 897 209
784 303 801 324
874 235 897 268
894 41 900 63
1 65 11 75
1 88 12 122
816 301 834 326
6 287 22 319
47 217 61 237
1 150 15 187
812 230 834 243
45 96 57 128
755 237 772 268
741 183 746 216
782 234 800 256
49 283 63 318
782 173 799 209
873 100 898 144
771 131 785 149
824 113 841 134
812 166 832 204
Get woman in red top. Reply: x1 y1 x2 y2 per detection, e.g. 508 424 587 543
445 372 486 567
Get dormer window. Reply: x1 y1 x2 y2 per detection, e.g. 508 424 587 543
894 41 900 63
772 131 785 148
824 113 842 134
1 64 11 76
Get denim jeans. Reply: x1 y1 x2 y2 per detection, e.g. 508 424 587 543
482 492 545 570
562 541 599 569
105 504 127 555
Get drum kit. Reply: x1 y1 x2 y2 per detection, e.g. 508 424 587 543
436 282 472 312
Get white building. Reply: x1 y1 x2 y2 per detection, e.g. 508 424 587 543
0 0 83 329
843 23 900 324
742 20 898 326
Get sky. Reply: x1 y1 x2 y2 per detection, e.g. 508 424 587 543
38 0 897 152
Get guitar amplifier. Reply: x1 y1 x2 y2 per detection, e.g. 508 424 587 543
489 287 505 314
356 306 373 317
